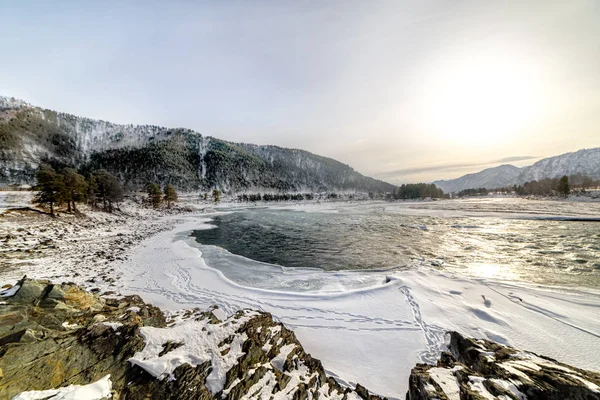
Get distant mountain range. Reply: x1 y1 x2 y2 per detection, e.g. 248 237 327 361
434 148 600 193
433 164 521 194
0 96 393 193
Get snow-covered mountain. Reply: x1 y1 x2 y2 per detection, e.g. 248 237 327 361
0 95 394 192
433 164 522 193
516 148 600 184
433 148 600 193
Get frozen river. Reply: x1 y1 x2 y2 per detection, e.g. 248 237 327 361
192 198 600 289
121 198 600 398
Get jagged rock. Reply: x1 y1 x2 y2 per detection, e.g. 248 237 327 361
407 331 600 400
0 277 165 399
0 279 383 400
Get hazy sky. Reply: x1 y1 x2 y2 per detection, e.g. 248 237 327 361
1 1 599 183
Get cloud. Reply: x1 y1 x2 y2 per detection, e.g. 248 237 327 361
374 155 539 180
493 156 538 163
375 162 485 179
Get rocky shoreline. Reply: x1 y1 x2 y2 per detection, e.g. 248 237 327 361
0 277 383 400
0 278 598 399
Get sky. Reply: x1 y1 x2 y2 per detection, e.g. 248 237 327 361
1 1 599 183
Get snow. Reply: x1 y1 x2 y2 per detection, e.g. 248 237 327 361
427 366 462 400
0 284 20 297
118 211 600 398
467 376 495 399
271 344 296 371
434 164 522 193
434 147 600 192
101 322 123 331
3 199 600 399
490 379 526 400
12 374 112 400
129 309 259 394
517 147 600 183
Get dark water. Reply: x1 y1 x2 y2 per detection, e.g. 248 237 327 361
192 207 600 287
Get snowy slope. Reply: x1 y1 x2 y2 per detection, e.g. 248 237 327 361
433 164 521 193
434 147 600 193
517 147 600 183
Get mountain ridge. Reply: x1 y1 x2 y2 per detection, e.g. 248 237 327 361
433 147 600 193
0 96 394 193
433 164 522 193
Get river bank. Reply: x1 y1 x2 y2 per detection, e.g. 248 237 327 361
1 198 600 398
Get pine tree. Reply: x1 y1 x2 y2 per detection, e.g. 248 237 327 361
163 184 178 208
146 183 162 208
95 170 124 212
33 164 64 216
557 175 570 197
86 174 98 209
212 189 221 204
62 168 87 213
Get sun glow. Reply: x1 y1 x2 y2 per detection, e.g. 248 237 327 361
418 47 546 146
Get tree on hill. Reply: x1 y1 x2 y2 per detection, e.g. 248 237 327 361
163 184 178 208
146 183 162 208
61 168 87 213
212 189 221 204
33 164 64 216
557 175 570 197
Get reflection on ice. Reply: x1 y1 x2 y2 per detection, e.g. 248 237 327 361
195 242 403 293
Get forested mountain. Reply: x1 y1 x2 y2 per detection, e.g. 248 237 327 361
0 96 393 193
433 164 522 193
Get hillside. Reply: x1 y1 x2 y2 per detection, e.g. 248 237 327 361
433 148 600 193
516 147 600 183
0 96 393 193
433 164 522 193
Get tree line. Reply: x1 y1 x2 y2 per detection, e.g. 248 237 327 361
513 175 571 197
391 183 444 200
145 183 178 208
497 174 598 197
34 164 124 216
457 188 488 197
34 164 180 215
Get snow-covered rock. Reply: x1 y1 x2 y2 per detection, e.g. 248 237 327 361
0 278 384 400
407 331 600 400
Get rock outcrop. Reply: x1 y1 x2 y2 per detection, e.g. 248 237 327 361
0 278 382 400
407 331 600 400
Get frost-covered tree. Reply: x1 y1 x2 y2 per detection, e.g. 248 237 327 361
163 184 178 208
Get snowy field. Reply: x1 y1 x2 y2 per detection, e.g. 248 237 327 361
119 200 600 399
